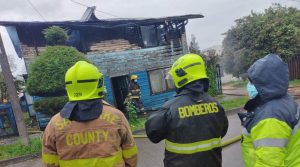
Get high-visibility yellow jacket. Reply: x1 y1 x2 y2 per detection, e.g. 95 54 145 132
42 101 138 167
240 54 300 167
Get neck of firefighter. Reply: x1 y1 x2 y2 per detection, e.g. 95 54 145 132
177 79 208 94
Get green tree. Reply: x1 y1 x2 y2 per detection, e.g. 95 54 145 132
203 50 221 96
188 36 221 96
27 27 87 116
27 46 87 115
26 46 87 96
189 34 200 54
43 26 68 46
222 4 300 77
33 96 68 116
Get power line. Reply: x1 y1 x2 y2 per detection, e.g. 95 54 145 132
95 9 119 18
26 0 46 21
70 0 119 18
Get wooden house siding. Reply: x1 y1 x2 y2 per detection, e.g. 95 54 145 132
102 71 175 110
86 42 183 76
132 71 175 110
87 43 184 110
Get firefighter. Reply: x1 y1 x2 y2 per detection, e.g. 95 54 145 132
42 61 138 167
145 53 228 167
240 54 300 167
127 75 145 114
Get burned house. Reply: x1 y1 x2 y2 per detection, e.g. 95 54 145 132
0 9 203 112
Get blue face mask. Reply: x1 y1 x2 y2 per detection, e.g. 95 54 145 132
247 82 258 99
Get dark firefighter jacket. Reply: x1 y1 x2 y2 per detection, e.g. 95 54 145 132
145 81 229 167
240 54 300 167
128 81 141 99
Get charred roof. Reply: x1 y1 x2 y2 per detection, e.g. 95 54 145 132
0 14 203 28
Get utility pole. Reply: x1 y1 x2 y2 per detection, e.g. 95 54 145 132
0 33 29 146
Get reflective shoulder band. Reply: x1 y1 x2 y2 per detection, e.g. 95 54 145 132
42 153 59 166
165 137 221 154
59 151 123 166
292 121 300 135
122 145 138 159
253 138 288 148
293 107 300 135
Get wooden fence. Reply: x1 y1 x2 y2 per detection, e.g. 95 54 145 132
288 56 300 80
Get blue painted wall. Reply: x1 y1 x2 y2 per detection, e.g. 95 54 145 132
103 71 175 110
87 45 184 110
134 71 175 110
104 76 114 105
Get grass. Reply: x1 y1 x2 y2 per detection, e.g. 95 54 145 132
130 117 147 131
0 137 41 160
289 79 300 86
220 96 249 111
225 79 300 88
224 80 247 88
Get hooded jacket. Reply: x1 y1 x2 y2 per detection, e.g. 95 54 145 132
240 54 300 167
145 81 228 167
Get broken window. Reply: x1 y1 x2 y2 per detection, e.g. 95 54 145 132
156 24 168 46
148 68 175 94
140 25 158 48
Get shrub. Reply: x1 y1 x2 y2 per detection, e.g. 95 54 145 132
43 26 68 46
125 101 138 124
33 96 68 116
26 46 87 96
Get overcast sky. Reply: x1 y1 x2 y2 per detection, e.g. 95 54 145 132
0 0 299 50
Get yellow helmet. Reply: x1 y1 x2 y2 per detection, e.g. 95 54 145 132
65 61 104 101
169 53 208 88
131 75 138 80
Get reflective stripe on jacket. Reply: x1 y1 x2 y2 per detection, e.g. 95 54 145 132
145 85 228 167
241 54 300 167
242 102 300 167
42 103 138 167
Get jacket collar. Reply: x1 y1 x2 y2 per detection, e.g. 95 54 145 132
175 81 207 102
60 99 103 121
244 95 262 112
176 80 206 96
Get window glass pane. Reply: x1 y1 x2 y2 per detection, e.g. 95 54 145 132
166 78 175 90
149 67 175 94
140 25 158 48
163 68 175 90
157 24 168 46
149 70 164 93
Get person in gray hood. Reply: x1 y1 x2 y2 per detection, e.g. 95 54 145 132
239 54 300 167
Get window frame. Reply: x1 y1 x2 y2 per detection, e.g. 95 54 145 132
147 67 175 95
